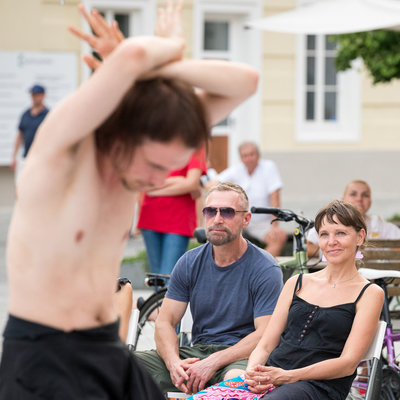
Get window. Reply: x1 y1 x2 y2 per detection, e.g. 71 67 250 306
305 35 338 122
194 0 262 168
201 18 233 129
296 34 361 142
204 21 229 52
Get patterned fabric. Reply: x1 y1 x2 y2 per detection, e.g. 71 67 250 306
188 375 273 400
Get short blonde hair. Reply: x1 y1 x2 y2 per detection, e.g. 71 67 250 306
206 182 249 210
343 180 371 196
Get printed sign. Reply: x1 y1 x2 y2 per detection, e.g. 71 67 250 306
0 51 77 165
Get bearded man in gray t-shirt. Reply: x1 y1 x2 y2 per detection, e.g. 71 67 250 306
135 182 283 395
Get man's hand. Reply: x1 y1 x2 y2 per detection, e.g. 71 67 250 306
68 5 124 69
169 357 200 394
139 0 185 81
155 0 184 44
185 355 219 394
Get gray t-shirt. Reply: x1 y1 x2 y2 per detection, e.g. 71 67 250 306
166 241 283 346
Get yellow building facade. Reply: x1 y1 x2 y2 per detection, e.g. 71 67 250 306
0 0 399 219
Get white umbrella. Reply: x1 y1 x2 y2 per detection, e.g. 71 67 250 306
246 0 400 34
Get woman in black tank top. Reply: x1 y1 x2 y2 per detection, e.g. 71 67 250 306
242 200 384 399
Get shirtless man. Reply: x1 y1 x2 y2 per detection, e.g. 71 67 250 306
0 2 258 398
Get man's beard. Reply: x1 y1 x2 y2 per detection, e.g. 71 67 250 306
206 225 240 246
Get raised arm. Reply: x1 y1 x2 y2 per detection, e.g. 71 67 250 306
31 35 184 161
68 1 259 129
30 1 186 162
152 60 259 127
150 1 259 126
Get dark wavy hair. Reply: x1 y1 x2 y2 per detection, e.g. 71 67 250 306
95 77 210 168
314 200 367 243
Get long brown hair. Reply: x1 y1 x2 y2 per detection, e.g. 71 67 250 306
95 78 210 168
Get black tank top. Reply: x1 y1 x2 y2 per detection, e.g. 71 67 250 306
267 274 372 400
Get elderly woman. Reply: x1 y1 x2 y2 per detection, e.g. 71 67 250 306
238 200 384 399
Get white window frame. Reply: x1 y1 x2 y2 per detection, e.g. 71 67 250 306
194 0 262 166
81 0 156 82
295 34 361 143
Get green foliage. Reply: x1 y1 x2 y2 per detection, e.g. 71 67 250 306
188 239 202 250
388 213 400 222
121 239 201 265
122 250 148 265
330 30 400 84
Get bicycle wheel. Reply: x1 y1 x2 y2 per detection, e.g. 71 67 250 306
135 288 167 351
348 359 382 400
381 366 400 399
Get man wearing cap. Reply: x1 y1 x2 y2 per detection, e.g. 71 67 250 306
11 84 49 176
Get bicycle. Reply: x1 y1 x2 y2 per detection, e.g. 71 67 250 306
250 206 315 281
348 268 400 400
133 273 170 351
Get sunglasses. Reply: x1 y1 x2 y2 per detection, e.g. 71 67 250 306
202 206 248 220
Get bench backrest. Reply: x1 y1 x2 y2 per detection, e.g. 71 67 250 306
361 239 400 270
361 239 400 296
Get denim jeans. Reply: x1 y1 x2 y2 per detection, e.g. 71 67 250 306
141 229 190 275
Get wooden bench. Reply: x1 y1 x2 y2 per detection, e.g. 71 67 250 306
361 239 400 298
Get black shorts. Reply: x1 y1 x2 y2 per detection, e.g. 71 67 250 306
0 315 164 400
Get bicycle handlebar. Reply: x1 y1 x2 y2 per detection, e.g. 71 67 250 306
250 207 314 230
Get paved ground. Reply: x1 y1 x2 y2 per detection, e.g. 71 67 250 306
0 206 153 356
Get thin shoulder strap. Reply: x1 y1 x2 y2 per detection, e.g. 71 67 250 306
354 282 373 304
294 274 303 296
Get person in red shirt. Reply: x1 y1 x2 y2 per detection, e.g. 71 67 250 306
137 148 207 274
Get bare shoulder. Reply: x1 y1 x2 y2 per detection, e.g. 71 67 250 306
291 270 321 288
356 281 384 315
362 281 384 301
280 274 300 296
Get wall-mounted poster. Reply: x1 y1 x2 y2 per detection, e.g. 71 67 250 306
0 51 77 165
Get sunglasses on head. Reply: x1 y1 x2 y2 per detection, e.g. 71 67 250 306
202 206 248 220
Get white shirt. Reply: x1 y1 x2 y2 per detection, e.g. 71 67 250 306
307 214 400 244
218 160 283 227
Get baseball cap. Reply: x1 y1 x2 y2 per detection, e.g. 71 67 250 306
30 84 45 94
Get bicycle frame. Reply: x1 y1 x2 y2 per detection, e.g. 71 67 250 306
250 207 313 281
379 279 400 371
280 228 308 271
350 272 400 399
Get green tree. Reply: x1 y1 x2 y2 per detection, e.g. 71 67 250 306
331 30 400 84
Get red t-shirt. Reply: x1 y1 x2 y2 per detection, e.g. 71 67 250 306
137 149 207 237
